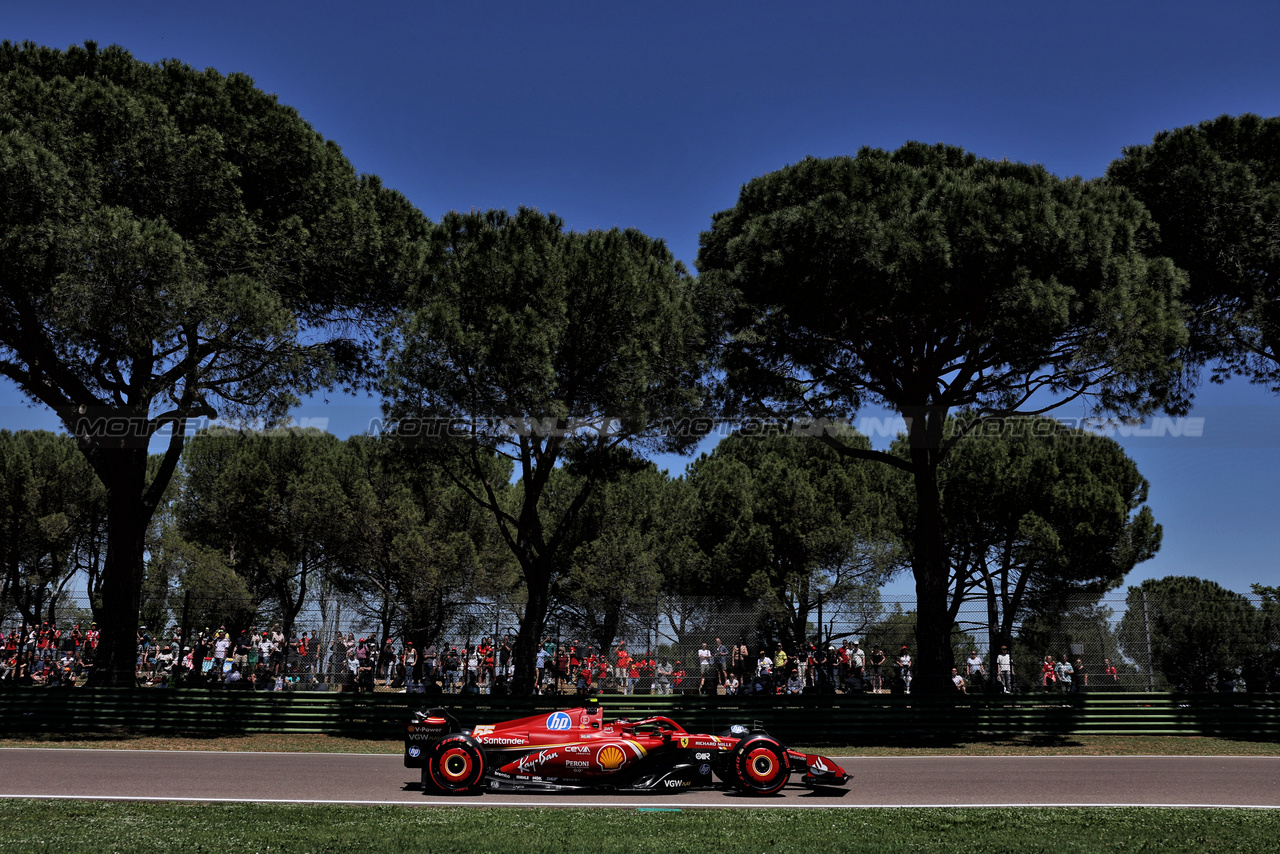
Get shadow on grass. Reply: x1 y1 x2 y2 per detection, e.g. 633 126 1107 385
845 733 1087 750
981 734 1088 749
1 729 229 744
0 729 393 750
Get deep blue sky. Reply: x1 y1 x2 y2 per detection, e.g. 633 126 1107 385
4 1 1279 599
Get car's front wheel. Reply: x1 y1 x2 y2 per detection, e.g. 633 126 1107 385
425 734 486 795
728 735 790 795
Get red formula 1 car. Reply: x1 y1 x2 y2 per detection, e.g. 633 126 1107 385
404 700 850 796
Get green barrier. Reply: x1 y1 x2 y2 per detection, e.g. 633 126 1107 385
1 689 1276 743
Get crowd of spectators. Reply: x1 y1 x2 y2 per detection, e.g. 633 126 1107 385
1033 652 1119 694
0 621 96 687
2 621 1133 695
529 636 918 697
0 621 384 691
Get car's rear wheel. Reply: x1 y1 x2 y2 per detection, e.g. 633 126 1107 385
425 735 486 795
728 735 789 795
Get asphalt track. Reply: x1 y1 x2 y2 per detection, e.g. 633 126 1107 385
3 749 1279 809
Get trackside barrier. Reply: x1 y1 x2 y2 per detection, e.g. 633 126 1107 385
2 691 1278 743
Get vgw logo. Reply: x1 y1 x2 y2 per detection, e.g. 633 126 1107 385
547 712 573 731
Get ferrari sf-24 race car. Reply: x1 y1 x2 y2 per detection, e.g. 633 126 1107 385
404 700 850 796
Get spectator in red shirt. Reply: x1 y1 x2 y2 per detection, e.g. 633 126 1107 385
555 648 569 692
627 659 640 696
1041 654 1057 692
615 643 630 684
569 642 581 675
482 643 496 691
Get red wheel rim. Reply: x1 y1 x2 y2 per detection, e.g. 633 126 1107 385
744 747 778 783
437 746 474 783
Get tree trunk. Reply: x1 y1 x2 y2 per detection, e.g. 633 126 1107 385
906 408 955 695
512 565 551 694
791 573 813 649
87 446 150 686
984 575 1005 652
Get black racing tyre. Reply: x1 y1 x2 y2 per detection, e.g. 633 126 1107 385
425 734 486 795
728 735 790 795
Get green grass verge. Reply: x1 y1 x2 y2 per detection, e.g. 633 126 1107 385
4 731 1280 756
0 802 1276 853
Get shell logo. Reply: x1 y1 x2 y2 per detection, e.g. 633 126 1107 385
596 744 627 771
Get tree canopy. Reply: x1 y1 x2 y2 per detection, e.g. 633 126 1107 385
1248 584 1280 692
911 415 1161 651
1119 576 1265 692
698 143 1188 690
0 430 106 625
554 454 675 654
170 428 362 642
1108 113 1280 391
684 427 896 648
153 430 511 651
382 207 718 691
0 41 427 682
335 434 514 650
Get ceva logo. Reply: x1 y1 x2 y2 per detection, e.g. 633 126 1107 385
547 712 573 731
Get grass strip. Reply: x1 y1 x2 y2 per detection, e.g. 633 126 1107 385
4 731 1279 756
0 802 1276 853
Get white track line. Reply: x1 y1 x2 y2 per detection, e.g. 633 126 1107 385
7 749 1279 762
2 794 1279 810
3 748 1276 761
